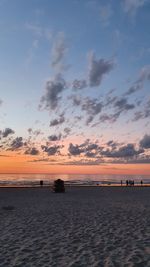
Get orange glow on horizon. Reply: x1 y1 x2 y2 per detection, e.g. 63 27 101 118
0 152 150 175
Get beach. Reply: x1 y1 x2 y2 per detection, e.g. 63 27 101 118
0 187 149 267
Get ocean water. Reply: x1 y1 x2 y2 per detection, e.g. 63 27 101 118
0 173 149 187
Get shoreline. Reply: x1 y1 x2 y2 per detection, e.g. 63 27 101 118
0 184 150 189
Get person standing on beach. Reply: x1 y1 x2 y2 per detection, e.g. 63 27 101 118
121 180 123 186
126 180 128 186
141 180 143 186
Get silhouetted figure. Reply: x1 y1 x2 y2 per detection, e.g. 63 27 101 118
53 179 65 193
126 180 128 186
129 180 134 186
121 180 123 186
40 180 43 187
141 180 143 186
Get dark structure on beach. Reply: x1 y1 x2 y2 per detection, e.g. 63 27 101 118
53 179 65 193
40 180 43 187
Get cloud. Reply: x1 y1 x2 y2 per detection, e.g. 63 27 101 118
41 145 61 156
10 137 24 150
106 140 120 149
123 0 147 16
71 95 82 106
72 79 87 90
99 112 120 123
68 140 101 157
137 65 150 83
88 52 114 87
48 134 61 141
99 4 113 26
2 128 15 138
0 99 3 106
125 82 143 95
110 156 150 164
25 147 39 155
72 96 103 124
132 98 150 121
100 97 135 124
82 97 103 124
60 158 104 166
140 134 150 149
50 114 65 126
101 143 144 158
82 98 103 115
64 127 71 137
39 75 66 110
51 32 69 72
68 143 84 156
114 97 135 111
27 128 43 137
125 65 150 95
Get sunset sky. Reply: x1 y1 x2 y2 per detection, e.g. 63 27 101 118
0 0 150 174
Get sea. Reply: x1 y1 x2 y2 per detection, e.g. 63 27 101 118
0 173 149 187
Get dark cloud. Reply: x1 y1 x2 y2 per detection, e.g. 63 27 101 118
50 114 65 126
28 128 32 134
105 95 117 106
72 79 87 90
41 145 61 156
101 143 144 158
99 114 114 123
99 112 121 123
132 111 143 121
63 127 71 138
114 97 135 111
27 128 43 136
39 75 66 110
125 65 150 95
72 96 103 124
132 99 150 121
2 128 15 138
140 134 150 149
68 140 101 157
106 140 119 149
88 52 114 87
82 98 102 115
68 143 84 156
48 134 61 141
101 98 135 123
25 147 39 155
125 82 142 95
10 137 24 150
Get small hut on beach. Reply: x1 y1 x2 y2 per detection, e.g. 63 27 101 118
53 179 65 193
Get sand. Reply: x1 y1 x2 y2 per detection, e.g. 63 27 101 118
0 186 149 267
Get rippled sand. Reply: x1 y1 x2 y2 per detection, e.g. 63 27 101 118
0 187 150 267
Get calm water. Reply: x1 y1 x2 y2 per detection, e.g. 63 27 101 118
0 173 149 187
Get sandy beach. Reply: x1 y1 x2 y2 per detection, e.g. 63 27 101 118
0 187 149 267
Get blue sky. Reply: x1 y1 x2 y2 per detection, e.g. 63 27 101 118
0 0 150 172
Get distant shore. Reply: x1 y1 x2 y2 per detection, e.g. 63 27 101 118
0 184 150 188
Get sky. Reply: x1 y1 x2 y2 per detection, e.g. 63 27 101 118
0 0 150 174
